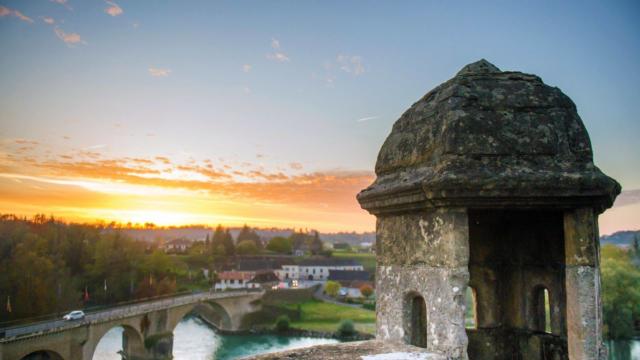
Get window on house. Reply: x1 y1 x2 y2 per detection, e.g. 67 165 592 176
465 287 477 329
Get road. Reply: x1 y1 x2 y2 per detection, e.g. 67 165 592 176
0 290 256 340
313 285 364 309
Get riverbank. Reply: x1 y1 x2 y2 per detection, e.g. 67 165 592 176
218 326 374 342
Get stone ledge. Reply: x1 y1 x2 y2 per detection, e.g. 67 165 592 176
241 340 445 360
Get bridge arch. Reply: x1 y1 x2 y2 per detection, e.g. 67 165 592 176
169 300 233 332
19 350 64 360
88 323 145 360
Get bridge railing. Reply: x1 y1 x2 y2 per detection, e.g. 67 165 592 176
0 288 261 338
0 290 197 330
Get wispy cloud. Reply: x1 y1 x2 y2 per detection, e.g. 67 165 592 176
149 67 171 77
85 144 106 150
289 162 303 170
356 115 378 123
54 27 86 46
41 16 55 25
267 38 290 62
337 54 365 76
50 0 72 10
0 6 34 23
242 64 252 73
104 1 123 16
613 189 640 208
267 53 290 62
0 140 376 231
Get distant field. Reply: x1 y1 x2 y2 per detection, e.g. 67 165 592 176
284 300 376 335
331 250 376 274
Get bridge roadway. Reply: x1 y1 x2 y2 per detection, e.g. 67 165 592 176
1 290 255 339
0 289 264 360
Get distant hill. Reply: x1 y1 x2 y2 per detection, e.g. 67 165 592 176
600 230 640 247
117 226 375 246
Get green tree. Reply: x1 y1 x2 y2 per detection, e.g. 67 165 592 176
324 281 341 297
236 240 259 255
309 231 323 255
601 244 640 339
266 236 292 254
144 249 175 278
211 225 226 255
237 225 262 249
223 229 235 256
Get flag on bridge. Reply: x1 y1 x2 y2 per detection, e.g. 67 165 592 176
6 296 11 313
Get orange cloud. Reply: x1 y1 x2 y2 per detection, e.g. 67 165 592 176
54 27 86 46
104 1 123 16
0 145 376 231
0 6 34 23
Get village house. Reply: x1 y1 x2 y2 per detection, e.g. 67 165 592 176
328 269 372 299
276 258 363 282
162 238 191 253
214 270 279 290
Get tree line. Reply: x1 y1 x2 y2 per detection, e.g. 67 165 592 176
0 215 329 321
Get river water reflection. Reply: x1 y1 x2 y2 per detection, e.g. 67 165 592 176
93 316 339 360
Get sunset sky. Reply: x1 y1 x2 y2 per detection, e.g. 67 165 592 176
0 1 638 233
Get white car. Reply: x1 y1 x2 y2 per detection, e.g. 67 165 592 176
63 310 85 321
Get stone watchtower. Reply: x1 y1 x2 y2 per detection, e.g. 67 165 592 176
357 60 620 359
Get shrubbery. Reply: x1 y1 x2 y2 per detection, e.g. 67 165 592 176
274 315 290 332
337 319 355 337
324 281 341 297
362 302 376 311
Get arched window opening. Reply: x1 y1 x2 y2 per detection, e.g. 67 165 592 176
406 293 427 348
465 286 477 329
534 287 552 333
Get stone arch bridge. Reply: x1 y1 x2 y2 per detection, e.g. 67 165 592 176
0 290 263 360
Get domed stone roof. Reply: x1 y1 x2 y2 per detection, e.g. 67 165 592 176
358 60 620 214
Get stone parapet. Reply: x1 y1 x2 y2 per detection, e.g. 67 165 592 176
242 340 446 360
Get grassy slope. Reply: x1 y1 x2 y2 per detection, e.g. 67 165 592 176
283 300 376 335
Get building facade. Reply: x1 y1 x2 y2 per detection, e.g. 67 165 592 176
276 259 363 282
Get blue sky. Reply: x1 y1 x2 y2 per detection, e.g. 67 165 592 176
0 0 638 232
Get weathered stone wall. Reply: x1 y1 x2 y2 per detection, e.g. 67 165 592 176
376 208 469 359
564 208 607 359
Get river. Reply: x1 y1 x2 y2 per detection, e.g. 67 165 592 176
92 316 340 360
92 317 639 360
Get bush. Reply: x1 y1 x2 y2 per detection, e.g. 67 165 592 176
337 319 355 337
360 284 374 298
324 281 341 297
274 315 290 332
362 302 376 311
